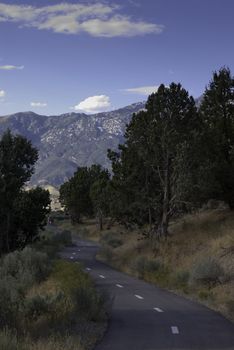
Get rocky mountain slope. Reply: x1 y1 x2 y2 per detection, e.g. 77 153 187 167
0 102 145 186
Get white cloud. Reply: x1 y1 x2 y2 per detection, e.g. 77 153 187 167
72 95 111 114
0 2 164 37
0 65 24 70
0 89 5 98
30 102 47 107
122 85 159 95
80 16 163 37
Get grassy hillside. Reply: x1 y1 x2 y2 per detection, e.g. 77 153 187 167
65 209 234 322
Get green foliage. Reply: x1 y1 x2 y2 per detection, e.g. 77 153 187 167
0 130 50 254
60 165 110 226
13 188 51 248
173 270 190 288
0 248 50 327
190 257 224 287
0 247 50 284
198 289 215 301
199 67 234 208
51 260 106 321
35 229 72 257
58 67 234 240
0 276 24 326
108 83 199 236
24 291 65 322
105 67 234 236
131 256 162 278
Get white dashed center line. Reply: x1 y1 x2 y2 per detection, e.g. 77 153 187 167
99 274 106 279
72 252 76 255
135 294 144 300
70 256 74 260
154 307 164 313
171 326 179 334
116 284 124 288
86 267 91 271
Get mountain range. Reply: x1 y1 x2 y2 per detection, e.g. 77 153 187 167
0 102 145 187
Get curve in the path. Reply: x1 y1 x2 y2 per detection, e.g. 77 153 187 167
60 238 234 350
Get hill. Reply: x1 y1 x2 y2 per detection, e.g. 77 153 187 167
0 102 145 186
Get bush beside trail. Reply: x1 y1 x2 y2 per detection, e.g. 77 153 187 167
0 227 107 350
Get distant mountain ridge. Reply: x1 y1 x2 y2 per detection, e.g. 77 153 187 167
0 102 145 186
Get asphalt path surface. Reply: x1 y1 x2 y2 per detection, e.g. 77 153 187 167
60 237 234 350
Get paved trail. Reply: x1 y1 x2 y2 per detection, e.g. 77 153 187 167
60 238 234 350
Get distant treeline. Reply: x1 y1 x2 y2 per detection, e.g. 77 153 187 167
60 67 234 237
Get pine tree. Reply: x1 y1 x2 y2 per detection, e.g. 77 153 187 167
109 83 199 237
200 67 234 209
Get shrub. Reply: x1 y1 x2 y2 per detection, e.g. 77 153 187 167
51 260 106 322
131 256 147 278
0 248 50 327
75 286 106 321
190 257 224 287
131 256 162 278
0 247 50 285
101 232 123 248
225 300 234 317
20 247 50 283
0 276 23 326
28 336 82 350
144 259 161 273
198 289 215 300
24 291 66 322
173 270 190 287
99 246 113 263
107 238 123 248
0 328 25 350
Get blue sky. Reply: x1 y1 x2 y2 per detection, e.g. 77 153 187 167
1 0 234 115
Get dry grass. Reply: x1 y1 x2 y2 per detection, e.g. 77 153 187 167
0 328 84 350
69 210 234 322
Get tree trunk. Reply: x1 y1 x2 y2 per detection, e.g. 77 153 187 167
227 195 234 210
98 208 103 231
6 211 11 252
148 207 152 229
159 154 171 238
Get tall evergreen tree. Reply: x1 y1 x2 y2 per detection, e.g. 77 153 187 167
200 67 234 209
109 83 199 237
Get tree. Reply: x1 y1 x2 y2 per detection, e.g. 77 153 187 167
13 187 51 249
107 113 160 228
199 67 234 209
60 165 110 225
0 130 50 254
109 83 199 237
90 168 110 230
